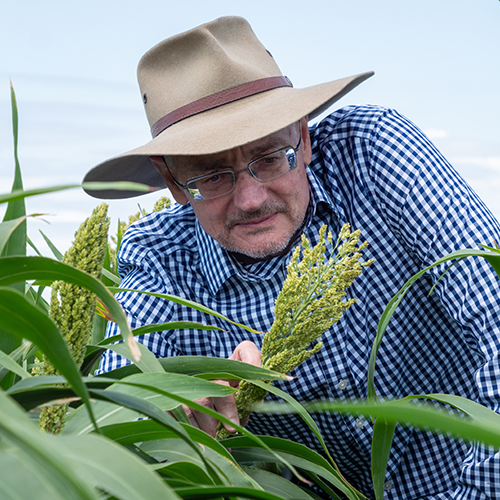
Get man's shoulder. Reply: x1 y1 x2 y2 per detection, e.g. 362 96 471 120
119 202 198 262
312 104 402 143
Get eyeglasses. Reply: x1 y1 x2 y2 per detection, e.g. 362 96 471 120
168 123 302 201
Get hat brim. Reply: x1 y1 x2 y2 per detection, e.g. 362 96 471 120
83 71 373 199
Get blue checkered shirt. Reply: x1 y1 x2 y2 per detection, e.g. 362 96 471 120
97 106 500 499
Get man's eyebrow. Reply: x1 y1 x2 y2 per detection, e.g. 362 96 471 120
179 135 289 175
187 158 231 174
248 137 287 158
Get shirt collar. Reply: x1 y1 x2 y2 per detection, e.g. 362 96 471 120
197 166 343 296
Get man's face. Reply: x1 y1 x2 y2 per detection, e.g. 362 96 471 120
153 118 312 259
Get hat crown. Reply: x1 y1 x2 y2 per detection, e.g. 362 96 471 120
138 16 283 128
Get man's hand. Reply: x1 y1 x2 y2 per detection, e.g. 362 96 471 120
182 340 261 437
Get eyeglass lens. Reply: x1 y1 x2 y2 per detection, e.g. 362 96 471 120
187 146 297 200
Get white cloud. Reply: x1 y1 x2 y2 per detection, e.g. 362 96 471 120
423 128 449 139
451 156 500 172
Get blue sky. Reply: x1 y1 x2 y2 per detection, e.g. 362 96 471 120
1 0 499 253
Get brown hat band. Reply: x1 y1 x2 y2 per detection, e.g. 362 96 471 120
150 75 293 138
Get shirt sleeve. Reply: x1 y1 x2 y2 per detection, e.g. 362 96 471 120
368 108 500 499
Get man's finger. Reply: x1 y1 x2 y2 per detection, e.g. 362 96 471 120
213 392 239 433
183 399 219 434
228 340 261 388
230 340 261 366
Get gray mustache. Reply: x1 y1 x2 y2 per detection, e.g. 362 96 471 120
225 203 287 229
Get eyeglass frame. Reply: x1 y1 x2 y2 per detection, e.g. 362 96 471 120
166 122 303 201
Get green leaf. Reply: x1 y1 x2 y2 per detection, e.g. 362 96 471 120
132 321 223 336
0 182 157 205
371 417 396 500
82 322 224 375
0 445 81 500
159 356 289 382
403 393 500 429
105 342 165 373
0 256 137 363
265 398 500 448
96 356 289 384
6 375 115 410
110 287 264 335
156 461 216 486
173 486 286 500
64 373 235 434
0 216 27 255
0 347 31 380
0 388 98 500
60 434 181 500
11 385 79 411
39 229 64 261
250 379 342 476
241 465 316 499
99 420 235 463
140 438 256 488
90 314 107 349
2 84 26 256
225 435 363 500
101 267 121 285
0 85 26 358
368 248 500 401
97 322 222 349
94 374 306 484
0 287 98 428
86 387 212 473
0 341 33 383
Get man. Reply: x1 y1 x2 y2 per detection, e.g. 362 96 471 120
84 16 500 499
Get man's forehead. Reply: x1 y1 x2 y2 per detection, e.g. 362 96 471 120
167 122 298 174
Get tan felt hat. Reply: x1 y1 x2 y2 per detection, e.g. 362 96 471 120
83 16 373 199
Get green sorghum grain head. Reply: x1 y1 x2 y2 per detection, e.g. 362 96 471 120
39 203 110 434
217 223 374 439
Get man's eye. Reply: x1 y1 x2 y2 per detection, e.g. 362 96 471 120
255 155 279 167
202 173 222 184
264 156 279 164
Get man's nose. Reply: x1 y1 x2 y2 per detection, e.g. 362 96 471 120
231 168 268 211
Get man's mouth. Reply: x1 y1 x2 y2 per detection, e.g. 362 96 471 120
226 203 287 230
236 213 277 228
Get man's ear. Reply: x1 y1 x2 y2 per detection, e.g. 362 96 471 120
150 156 189 205
300 116 312 165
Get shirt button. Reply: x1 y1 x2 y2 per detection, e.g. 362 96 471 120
355 418 365 429
337 379 348 390
384 480 393 491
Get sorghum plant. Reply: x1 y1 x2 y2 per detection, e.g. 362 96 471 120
38 203 110 433
218 223 373 438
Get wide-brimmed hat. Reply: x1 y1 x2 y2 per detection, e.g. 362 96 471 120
83 16 373 199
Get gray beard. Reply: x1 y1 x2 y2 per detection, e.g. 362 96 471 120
223 232 297 260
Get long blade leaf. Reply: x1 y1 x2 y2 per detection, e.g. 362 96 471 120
0 216 27 255
262 398 500 448
0 256 137 362
110 287 264 335
60 433 181 500
371 417 396 500
0 348 31 380
0 389 97 500
368 248 500 401
0 182 158 205
0 287 97 429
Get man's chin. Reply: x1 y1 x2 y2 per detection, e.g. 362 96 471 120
221 235 294 260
